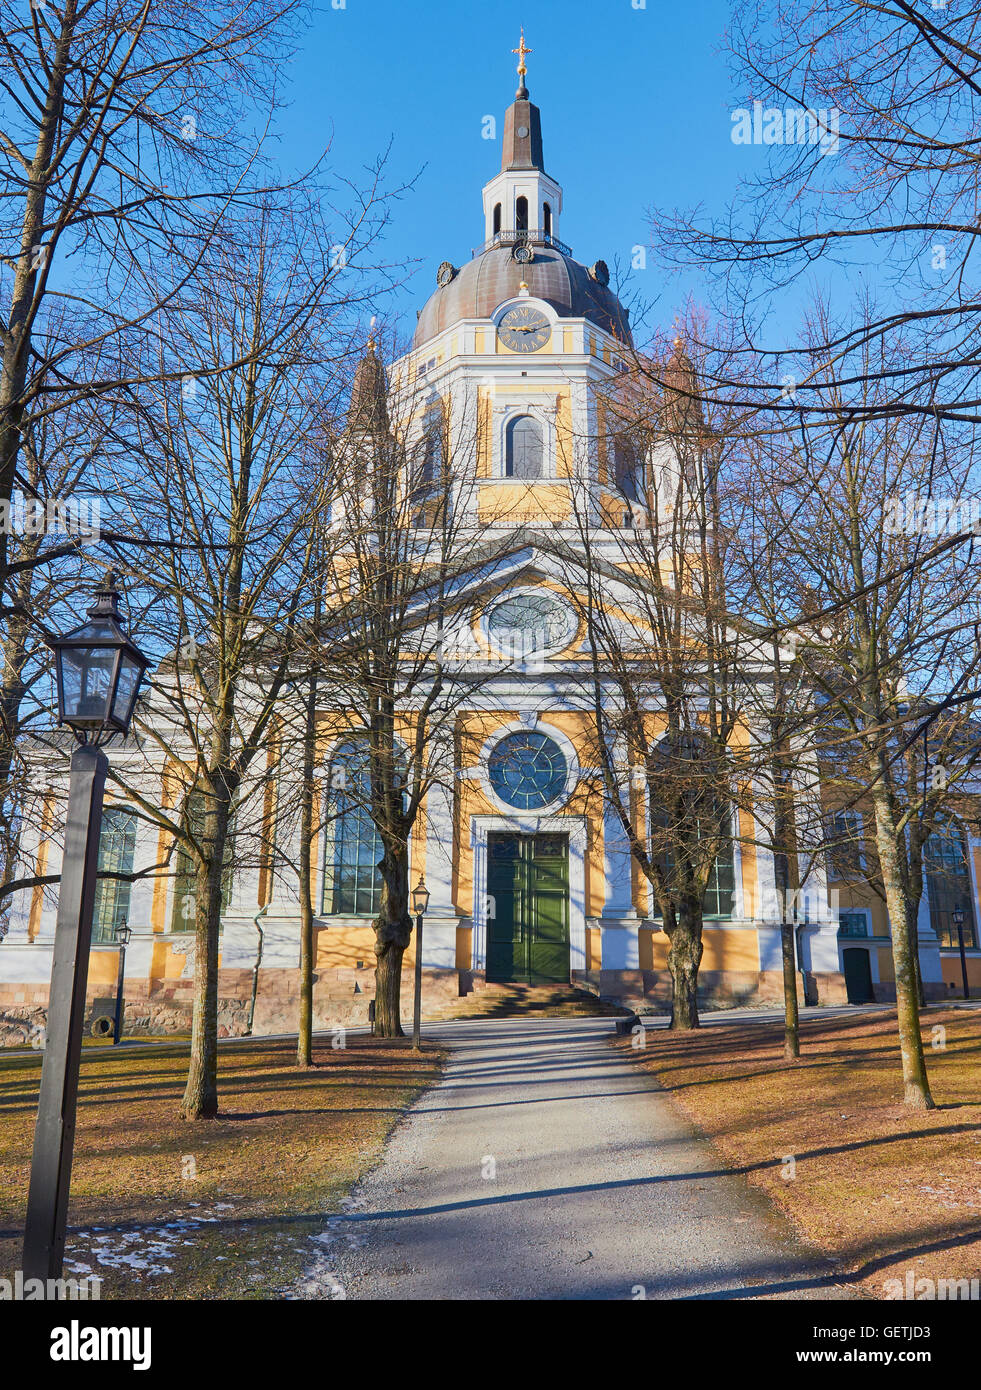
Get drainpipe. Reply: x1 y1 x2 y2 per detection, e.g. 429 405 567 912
248 905 268 1036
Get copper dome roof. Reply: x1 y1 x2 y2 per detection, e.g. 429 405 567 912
413 244 633 349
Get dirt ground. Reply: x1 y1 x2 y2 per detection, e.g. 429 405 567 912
0 1033 442 1299
616 1006 981 1298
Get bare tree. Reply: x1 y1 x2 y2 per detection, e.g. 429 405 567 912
741 321 981 1107
0 0 318 595
650 3 981 428
566 332 766 1029
107 203 357 1118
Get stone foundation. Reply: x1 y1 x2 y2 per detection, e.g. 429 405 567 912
872 980 947 1004
576 966 851 1012
0 965 474 1045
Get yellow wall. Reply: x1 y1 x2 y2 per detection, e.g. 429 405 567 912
456 926 472 969
87 950 121 987
28 789 55 941
476 482 571 526
640 927 759 972
316 924 377 971
587 926 601 971
941 954 981 990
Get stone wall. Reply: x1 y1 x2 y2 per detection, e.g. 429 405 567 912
575 966 848 1012
0 965 470 1045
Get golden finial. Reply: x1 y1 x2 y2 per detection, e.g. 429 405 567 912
513 27 532 80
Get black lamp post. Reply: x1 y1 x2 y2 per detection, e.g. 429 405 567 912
23 574 149 1283
112 920 133 1045
951 909 971 1001
411 876 430 1051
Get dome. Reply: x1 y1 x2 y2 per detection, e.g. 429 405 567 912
413 244 633 349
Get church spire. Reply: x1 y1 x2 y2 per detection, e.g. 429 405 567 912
482 33 561 245
502 30 544 173
512 27 532 99
347 336 389 437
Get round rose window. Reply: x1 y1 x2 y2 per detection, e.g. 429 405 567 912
486 593 574 659
487 731 568 810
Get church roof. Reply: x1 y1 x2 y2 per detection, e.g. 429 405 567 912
413 244 633 349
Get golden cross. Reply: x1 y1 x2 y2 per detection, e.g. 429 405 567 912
512 28 532 79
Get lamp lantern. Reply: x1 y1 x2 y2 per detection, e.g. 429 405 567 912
411 876 430 917
48 573 149 741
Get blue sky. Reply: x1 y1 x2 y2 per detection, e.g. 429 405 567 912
272 0 748 344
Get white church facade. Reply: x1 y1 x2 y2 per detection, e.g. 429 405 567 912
2 55 974 1041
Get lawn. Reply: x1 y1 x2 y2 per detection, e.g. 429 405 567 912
616 1007 981 1298
0 1033 442 1300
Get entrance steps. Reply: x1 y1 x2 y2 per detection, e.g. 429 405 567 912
422 981 631 1022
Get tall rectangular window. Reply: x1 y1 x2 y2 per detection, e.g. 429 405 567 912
925 824 978 949
827 809 865 879
171 792 233 933
321 740 386 916
92 807 138 944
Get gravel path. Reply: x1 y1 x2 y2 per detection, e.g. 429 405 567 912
297 1017 859 1301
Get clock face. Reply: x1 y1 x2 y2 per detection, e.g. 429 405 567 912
498 305 551 353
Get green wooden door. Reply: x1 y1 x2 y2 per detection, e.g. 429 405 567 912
486 833 569 983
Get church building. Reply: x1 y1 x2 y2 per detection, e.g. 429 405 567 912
1 49 976 1042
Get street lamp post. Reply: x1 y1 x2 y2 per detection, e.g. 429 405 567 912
411 876 430 1051
112 921 133 1045
22 575 149 1283
951 909 971 1001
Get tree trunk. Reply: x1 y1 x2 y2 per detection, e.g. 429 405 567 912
870 778 935 1110
180 795 230 1120
372 845 411 1038
296 666 318 1067
297 876 314 1066
907 900 926 1009
373 932 409 1036
780 922 800 1059
667 900 703 1029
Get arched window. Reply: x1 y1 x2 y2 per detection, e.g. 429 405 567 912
322 740 407 916
505 415 544 479
93 807 137 943
515 196 529 232
649 819 735 919
493 203 502 235
543 202 552 236
925 820 978 948
648 735 735 919
323 740 383 916
612 433 645 503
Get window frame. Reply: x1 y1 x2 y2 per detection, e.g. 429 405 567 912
826 808 867 880
924 820 979 950
170 791 233 934
504 413 546 480
92 806 138 945
321 738 408 917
